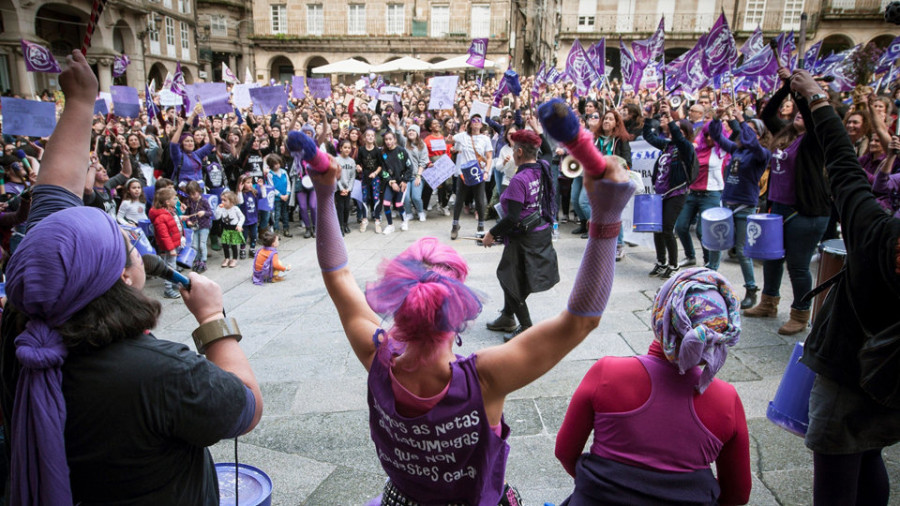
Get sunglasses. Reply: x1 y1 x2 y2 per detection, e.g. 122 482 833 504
588 114 600 120
504 115 513 119
471 117 482 123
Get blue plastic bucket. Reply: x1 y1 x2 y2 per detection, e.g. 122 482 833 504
176 228 196 269
632 194 663 233
121 224 156 256
215 463 273 506
137 219 154 242
700 207 734 251
257 185 274 212
744 213 784 260
766 342 816 437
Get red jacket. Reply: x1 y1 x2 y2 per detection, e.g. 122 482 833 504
148 207 181 252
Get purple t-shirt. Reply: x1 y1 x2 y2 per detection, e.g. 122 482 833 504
240 191 259 225
500 165 550 231
653 146 688 199
368 353 510 505
767 135 802 206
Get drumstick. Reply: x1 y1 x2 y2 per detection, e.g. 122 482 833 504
797 13 808 70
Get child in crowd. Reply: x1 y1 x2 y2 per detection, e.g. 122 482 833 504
335 139 356 235
237 173 259 259
252 230 292 284
215 190 245 268
116 178 148 225
147 187 183 299
266 154 293 237
183 180 213 273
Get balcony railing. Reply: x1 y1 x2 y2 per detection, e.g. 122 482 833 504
561 11 820 37
252 16 508 39
823 0 889 15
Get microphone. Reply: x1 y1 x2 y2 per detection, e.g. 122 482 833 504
142 254 191 290
14 149 30 171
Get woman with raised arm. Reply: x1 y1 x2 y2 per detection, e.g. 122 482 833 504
302 98 636 505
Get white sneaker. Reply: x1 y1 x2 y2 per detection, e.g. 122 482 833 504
382 224 395 235
360 218 368 233
400 219 409 231
427 202 434 211
418 212 426 222
374 220 382 234
442 206 451 216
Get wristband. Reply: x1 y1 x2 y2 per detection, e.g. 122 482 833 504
192 317 242 354
589 221 621 239
808 98 829 109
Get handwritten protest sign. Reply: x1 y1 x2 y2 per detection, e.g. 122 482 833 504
159 89 183 107
421 154 456 189
187 82 232 116
231 83 259 109
308 78 332 99
428 76 458 110
110 86 140 118
470 100 492 119
1 97 57 137
250 86 288 114
291 76 306 99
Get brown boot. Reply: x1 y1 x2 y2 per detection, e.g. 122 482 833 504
778 308 810 335
743 294 779 317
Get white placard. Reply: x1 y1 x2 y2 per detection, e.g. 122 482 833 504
158 89 182 106
232 83 260 110
470 100 492 119
421 155 455 189
429 139 446 152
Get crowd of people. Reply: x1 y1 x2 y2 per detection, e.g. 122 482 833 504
0 44 896 505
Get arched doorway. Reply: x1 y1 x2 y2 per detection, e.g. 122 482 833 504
182 66 195 84
306 56 328 77
35 4 90 91
112 21 135 85
353 56 370 64
148 62 168 89
269 55 294 83
869 34 897 50
820 34 854 57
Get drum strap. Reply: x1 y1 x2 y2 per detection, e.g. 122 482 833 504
799 266 845 306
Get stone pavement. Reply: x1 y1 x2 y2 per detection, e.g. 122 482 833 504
149 212 900 505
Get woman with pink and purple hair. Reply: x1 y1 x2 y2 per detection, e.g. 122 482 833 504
300 98 637 505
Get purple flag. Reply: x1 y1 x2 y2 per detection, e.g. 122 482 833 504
466 38 489 69
740 26 764 58
679 36 709 92
144 84 159 119
632 18 665 64
823 45 860 92
21 40 61 73
291 76 306 99
813 50 837 75
732 46 779 80
546 66 562 85
774 31 795 68
702 13 738 79
587 38 606 78
307 77 332 99
619 39 645 91
532 62 545 101
566 39 600 96
110 85 140 118
803 40 822 71
112 55 130 78
172 61 189 109
876 35 900 74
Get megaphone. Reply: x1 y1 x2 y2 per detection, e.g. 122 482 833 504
561 155 583 178
669 94 684 109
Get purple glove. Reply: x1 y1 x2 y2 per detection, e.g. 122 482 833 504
287 131 330 173
538 99 606 176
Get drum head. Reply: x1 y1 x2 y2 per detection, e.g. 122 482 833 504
301 175 313 189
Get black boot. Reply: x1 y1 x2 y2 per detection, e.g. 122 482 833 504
571 221 587 235
741 288 759 310
486 312 517 332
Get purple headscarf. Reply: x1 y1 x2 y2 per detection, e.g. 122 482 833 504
651 267 741 393
5 206 126 505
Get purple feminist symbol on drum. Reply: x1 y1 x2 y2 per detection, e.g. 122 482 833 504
711 223 731 247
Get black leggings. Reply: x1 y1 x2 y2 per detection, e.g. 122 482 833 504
653 193 686 267
813 449 889 506
223 244 238 259
502 289 532 328
453 180 486 223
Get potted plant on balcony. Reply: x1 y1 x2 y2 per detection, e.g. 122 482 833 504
848 42 883 107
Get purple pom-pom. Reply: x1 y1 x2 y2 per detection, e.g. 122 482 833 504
538 99 581 144
286 130 318 162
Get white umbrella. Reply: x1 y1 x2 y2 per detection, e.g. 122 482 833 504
430 55 496 71
371 56 435 73
311 58 373 75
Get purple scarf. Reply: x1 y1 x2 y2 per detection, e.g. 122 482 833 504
651 267 741 393
5 206 126 505
252 246 276 285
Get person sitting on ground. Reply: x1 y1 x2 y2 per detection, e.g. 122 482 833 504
555 267 751 505
252 230 291 284
301 95 636 504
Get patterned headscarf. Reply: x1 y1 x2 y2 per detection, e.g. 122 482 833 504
651 267 741 393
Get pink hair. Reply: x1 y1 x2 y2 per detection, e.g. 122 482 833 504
365 238 483 368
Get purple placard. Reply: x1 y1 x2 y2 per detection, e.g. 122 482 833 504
94 98 108 116
1 97 57 137
249 86 289 115
186 82 232 116
307 78 331 99
110 85 141 118
291 76 306 99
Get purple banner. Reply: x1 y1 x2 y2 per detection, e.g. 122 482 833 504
740 26 764 58
632 18 665 65
587 38 606 78
803 40 823 71
619 38 644 91
172 61 189 109
702 13 737 79
144 84 159 118
565 39 600 96
110 85 141 118
466 38 488 68
21 39 61 73
774 31 795 68
113 55 130 78
291 76 306 99
679 37 709 92
877 35 900 74
732 46 779 80
249 85 289 114
1 97 57 137
307 78 331 99
187 82 232 116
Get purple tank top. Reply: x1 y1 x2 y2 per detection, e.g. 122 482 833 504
767 135 802 206
590 355 723 473
368 353 510 505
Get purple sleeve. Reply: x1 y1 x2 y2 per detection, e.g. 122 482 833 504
26 185 84 232
223 386 257 438
872 170 900 194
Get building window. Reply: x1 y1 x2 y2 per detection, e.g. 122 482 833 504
348 4 366 35
149 15 160 42
210 15 227 37
431 5 449 37
307 4 323 35
743 0 766 31
577 0 595 32
470 5 490 38
271 4 287 34
163 0 172 8
386 4 404 35
181 22 190 50
782 0 804 29
165 16 176 55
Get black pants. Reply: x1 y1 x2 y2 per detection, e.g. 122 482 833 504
653 193 687 267
453 180 486 223
813 449 889 505
223 244 238 259
502 289 532 328
335 192 350 229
